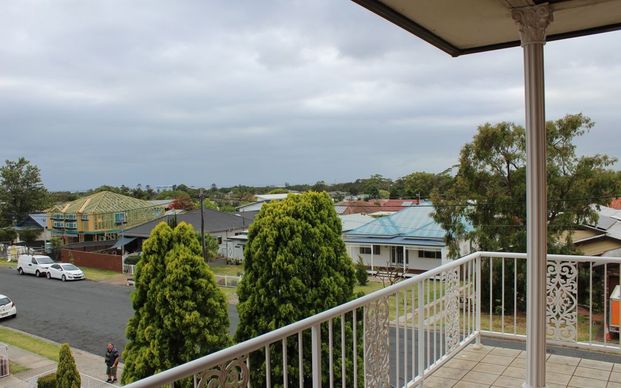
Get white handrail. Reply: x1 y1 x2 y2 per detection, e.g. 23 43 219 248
123 251 621 387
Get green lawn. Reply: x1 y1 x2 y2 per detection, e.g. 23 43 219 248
209 262 243 277
82 267 123 281
0 259 16 269
219 287 239 304
0 327 59 361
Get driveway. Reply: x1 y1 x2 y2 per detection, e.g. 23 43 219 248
0 266 239 356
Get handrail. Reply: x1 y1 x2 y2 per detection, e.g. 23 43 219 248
124 252 484 387
124 251 621 387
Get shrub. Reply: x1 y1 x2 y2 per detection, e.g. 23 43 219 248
355 256 368 286
36 373 55 388
124 254 141 265
56 343 80 388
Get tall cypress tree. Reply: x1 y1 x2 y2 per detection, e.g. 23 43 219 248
236 192 357 385
122 222 230 385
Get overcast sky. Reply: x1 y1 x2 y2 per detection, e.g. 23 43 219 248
1 1 619 191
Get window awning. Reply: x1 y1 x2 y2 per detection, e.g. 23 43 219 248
352 0 621 56
111 237 136 250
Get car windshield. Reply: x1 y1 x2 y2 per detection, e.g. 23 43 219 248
0 297 11 306
61 264 79 271
37 257 54 264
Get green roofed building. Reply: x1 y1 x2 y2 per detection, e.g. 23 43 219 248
47 191 166 242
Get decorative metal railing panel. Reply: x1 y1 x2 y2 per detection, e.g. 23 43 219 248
364 297 390 387
546 260 577 342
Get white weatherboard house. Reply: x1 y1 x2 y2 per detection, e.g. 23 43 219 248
343 204 471 273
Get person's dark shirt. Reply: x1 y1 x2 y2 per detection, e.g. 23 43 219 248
105 347 120 366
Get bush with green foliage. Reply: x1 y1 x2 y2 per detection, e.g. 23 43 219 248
355 256 368 286
124 254 141 265
122 222 230 385
236 192 358 385
0 228 16 243
196 232 219 260
56 343 80 388
36 373 56 388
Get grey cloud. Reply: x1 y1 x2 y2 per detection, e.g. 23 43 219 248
0 0 619 190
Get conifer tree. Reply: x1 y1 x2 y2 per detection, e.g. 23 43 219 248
122 222 230 385
56 343 80 388
236 192 357 385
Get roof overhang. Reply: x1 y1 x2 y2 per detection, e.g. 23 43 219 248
352 0 621 57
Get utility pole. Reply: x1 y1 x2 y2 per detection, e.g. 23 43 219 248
199 188 206 261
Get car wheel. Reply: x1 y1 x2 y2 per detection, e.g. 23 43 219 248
35 270 40 277
46 272 51 279
17 267 23 275
61 275 66 282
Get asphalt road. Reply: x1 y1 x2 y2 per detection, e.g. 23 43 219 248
0 266 239 356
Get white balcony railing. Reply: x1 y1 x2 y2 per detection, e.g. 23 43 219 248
123 251 621 387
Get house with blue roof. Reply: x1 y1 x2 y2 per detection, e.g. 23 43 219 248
343 204 472 273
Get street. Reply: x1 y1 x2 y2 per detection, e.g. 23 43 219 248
0 266 239 356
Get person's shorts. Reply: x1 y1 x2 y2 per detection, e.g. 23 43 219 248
106 365 117 375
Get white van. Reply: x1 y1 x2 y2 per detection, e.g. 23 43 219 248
17 255 55 277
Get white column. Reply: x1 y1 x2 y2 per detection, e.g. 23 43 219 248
371 246 374 272
512 5 552 388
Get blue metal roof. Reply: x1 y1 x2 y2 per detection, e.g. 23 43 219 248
346 205 445 239
343 235 445 247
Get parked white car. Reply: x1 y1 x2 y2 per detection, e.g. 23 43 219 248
17 255 55 277
0 294 17 319
45 263 85 281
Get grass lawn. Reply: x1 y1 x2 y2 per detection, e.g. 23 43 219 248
219 287 239 304
82 267 123 282
9 360 29 374
209 262 243 277
0 259 16 269
0 327 59 361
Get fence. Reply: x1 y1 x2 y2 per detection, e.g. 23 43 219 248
122 251 621 387
214 275 242 288
61 249 123 272
478 252 621 353
124 252 481 387
123 264 136 275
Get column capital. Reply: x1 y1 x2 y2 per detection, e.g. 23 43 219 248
512 4 553 46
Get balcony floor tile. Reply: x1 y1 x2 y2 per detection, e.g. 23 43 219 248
426 344 621 388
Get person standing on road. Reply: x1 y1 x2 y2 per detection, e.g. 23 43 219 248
105 343 120 383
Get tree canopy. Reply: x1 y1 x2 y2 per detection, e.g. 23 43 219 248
0 157 48 227
122 222 230 385
236 191 356 384
432 114 619 256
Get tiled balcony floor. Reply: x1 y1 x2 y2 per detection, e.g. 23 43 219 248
424 344 621 388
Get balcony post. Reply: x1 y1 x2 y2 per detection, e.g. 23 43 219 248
511 4 552 388
475 255 482 347
311 324 321 388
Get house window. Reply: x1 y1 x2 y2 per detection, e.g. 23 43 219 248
391 247 409 264
217 237 223 244
359 247 371 255
373 245 380 255
81 214 88 221
114 212 126 225
418 250 442 259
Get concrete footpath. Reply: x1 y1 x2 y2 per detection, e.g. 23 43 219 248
0 326 123 387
